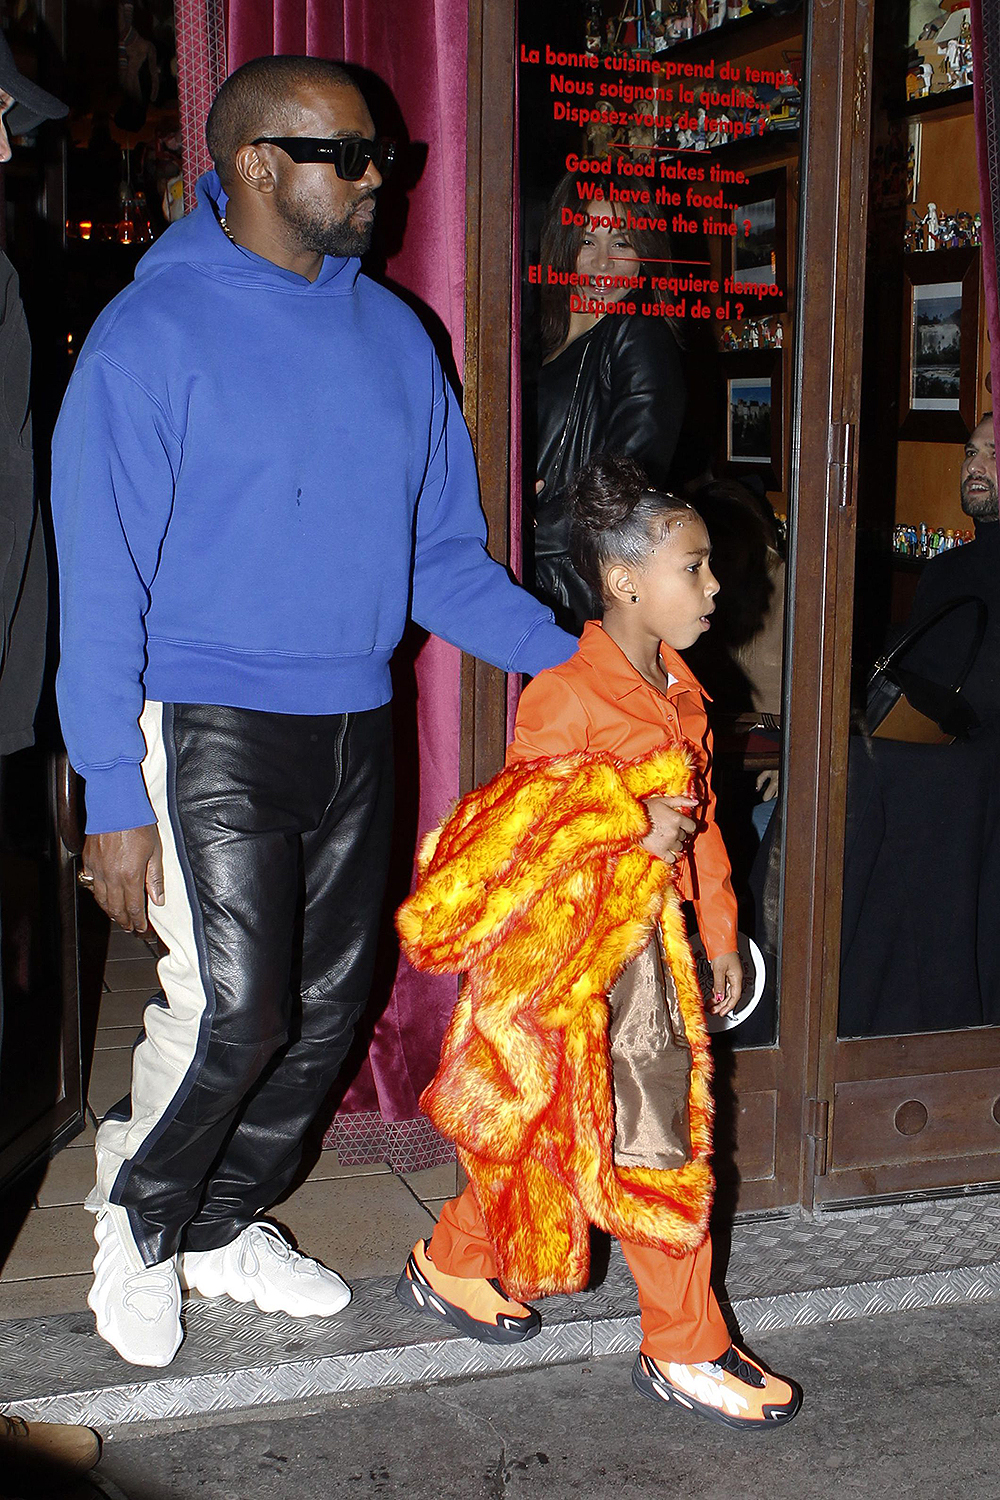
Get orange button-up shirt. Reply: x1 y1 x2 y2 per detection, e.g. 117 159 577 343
507 620 739 961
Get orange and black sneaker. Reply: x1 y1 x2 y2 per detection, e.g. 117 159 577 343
632 1345 802 1430
395 1239 541 1345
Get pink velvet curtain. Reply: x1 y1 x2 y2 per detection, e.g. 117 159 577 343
176 0 473 1170
971 1 1000 447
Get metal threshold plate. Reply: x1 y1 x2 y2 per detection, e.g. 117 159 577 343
4 1191 1000 1427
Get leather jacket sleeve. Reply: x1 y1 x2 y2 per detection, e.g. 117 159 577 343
600 314 686 487
531 316 687 634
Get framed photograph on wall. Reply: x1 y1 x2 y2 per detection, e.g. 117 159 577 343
722 351 783 490
899 247 980 442
728 169 788 313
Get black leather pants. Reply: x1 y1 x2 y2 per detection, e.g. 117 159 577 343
97 701 394 1265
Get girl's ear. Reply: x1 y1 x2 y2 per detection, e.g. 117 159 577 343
605 562 637 607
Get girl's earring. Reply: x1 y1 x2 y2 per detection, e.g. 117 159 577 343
630 594 638 604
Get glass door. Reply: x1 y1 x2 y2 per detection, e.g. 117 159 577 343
511 0 875 1212
813 0 1000 1205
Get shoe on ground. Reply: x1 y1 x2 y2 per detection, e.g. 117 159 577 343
395 1239 541 1345
88 1211 182 1368
632 1344 802 1429
0 1412 101 1476
179 1221 352 1318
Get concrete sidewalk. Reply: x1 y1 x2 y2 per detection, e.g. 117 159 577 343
79 1299 1000 1500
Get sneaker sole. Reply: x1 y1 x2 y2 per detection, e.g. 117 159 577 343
631 1356 802 1430
394 1261 541 1346
87 1290 183 1368
179 1265 351 1318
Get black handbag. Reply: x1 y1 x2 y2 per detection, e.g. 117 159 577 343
863 594 987 743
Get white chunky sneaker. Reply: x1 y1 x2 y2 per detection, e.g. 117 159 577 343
179 1222 352 1318
88 1211 182 1368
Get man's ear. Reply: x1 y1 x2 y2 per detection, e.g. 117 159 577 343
233 142 275 195
605 562 637 606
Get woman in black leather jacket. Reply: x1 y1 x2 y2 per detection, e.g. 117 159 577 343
532 170 688 633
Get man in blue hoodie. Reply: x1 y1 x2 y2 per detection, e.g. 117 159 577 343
51 55 575 1369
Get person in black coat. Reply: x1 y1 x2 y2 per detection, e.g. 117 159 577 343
0 31 105 1492
0 38 66 752
839 412 1000 1037
903 412 1000 726
531 170 690 633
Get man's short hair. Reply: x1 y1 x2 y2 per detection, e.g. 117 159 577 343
206 55 358 186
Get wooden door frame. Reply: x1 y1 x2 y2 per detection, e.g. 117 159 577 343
460 0 877 1213
803 1 1000 1208
775 0 874 1208
460 0 517 793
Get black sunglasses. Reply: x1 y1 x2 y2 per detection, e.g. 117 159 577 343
251 135 396 181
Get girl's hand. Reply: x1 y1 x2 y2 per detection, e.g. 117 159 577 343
709 950 744 1014
640 795 697 863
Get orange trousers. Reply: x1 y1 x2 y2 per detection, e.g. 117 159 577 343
429 1184 730 1365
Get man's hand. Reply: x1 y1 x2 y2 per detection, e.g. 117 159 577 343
640 795 698 864
80 825 164 933
756 768 779 802
709 950 744 1015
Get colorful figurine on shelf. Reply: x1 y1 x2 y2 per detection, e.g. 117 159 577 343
649 12 669 51
938 11 973 89
904 209 922 253
940 32 971 88
922 201 941 250
905 205 980 252
719 315 784 352
893 521 972 558
906 60 935 98
663 0 693 40
707 112 730 148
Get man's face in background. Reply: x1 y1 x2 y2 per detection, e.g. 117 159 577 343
960 416 998 523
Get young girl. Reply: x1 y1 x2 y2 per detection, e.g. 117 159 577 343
395 454 801 1429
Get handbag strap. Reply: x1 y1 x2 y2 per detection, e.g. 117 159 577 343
871 593 987 696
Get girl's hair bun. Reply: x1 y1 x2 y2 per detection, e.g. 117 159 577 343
566 452 651 533
567 451 693 607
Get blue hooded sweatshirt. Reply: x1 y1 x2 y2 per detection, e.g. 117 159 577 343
52 173 574 834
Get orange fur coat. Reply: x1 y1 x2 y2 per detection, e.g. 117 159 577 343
396 745 715 1300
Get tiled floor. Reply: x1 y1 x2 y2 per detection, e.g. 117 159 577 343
0 930 457 1322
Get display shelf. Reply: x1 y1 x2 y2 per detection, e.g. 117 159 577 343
892 85 973 121
698 127 800 166
646 6 802 69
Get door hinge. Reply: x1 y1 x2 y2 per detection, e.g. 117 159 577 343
806 1097 831 1176
830 421 857 509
